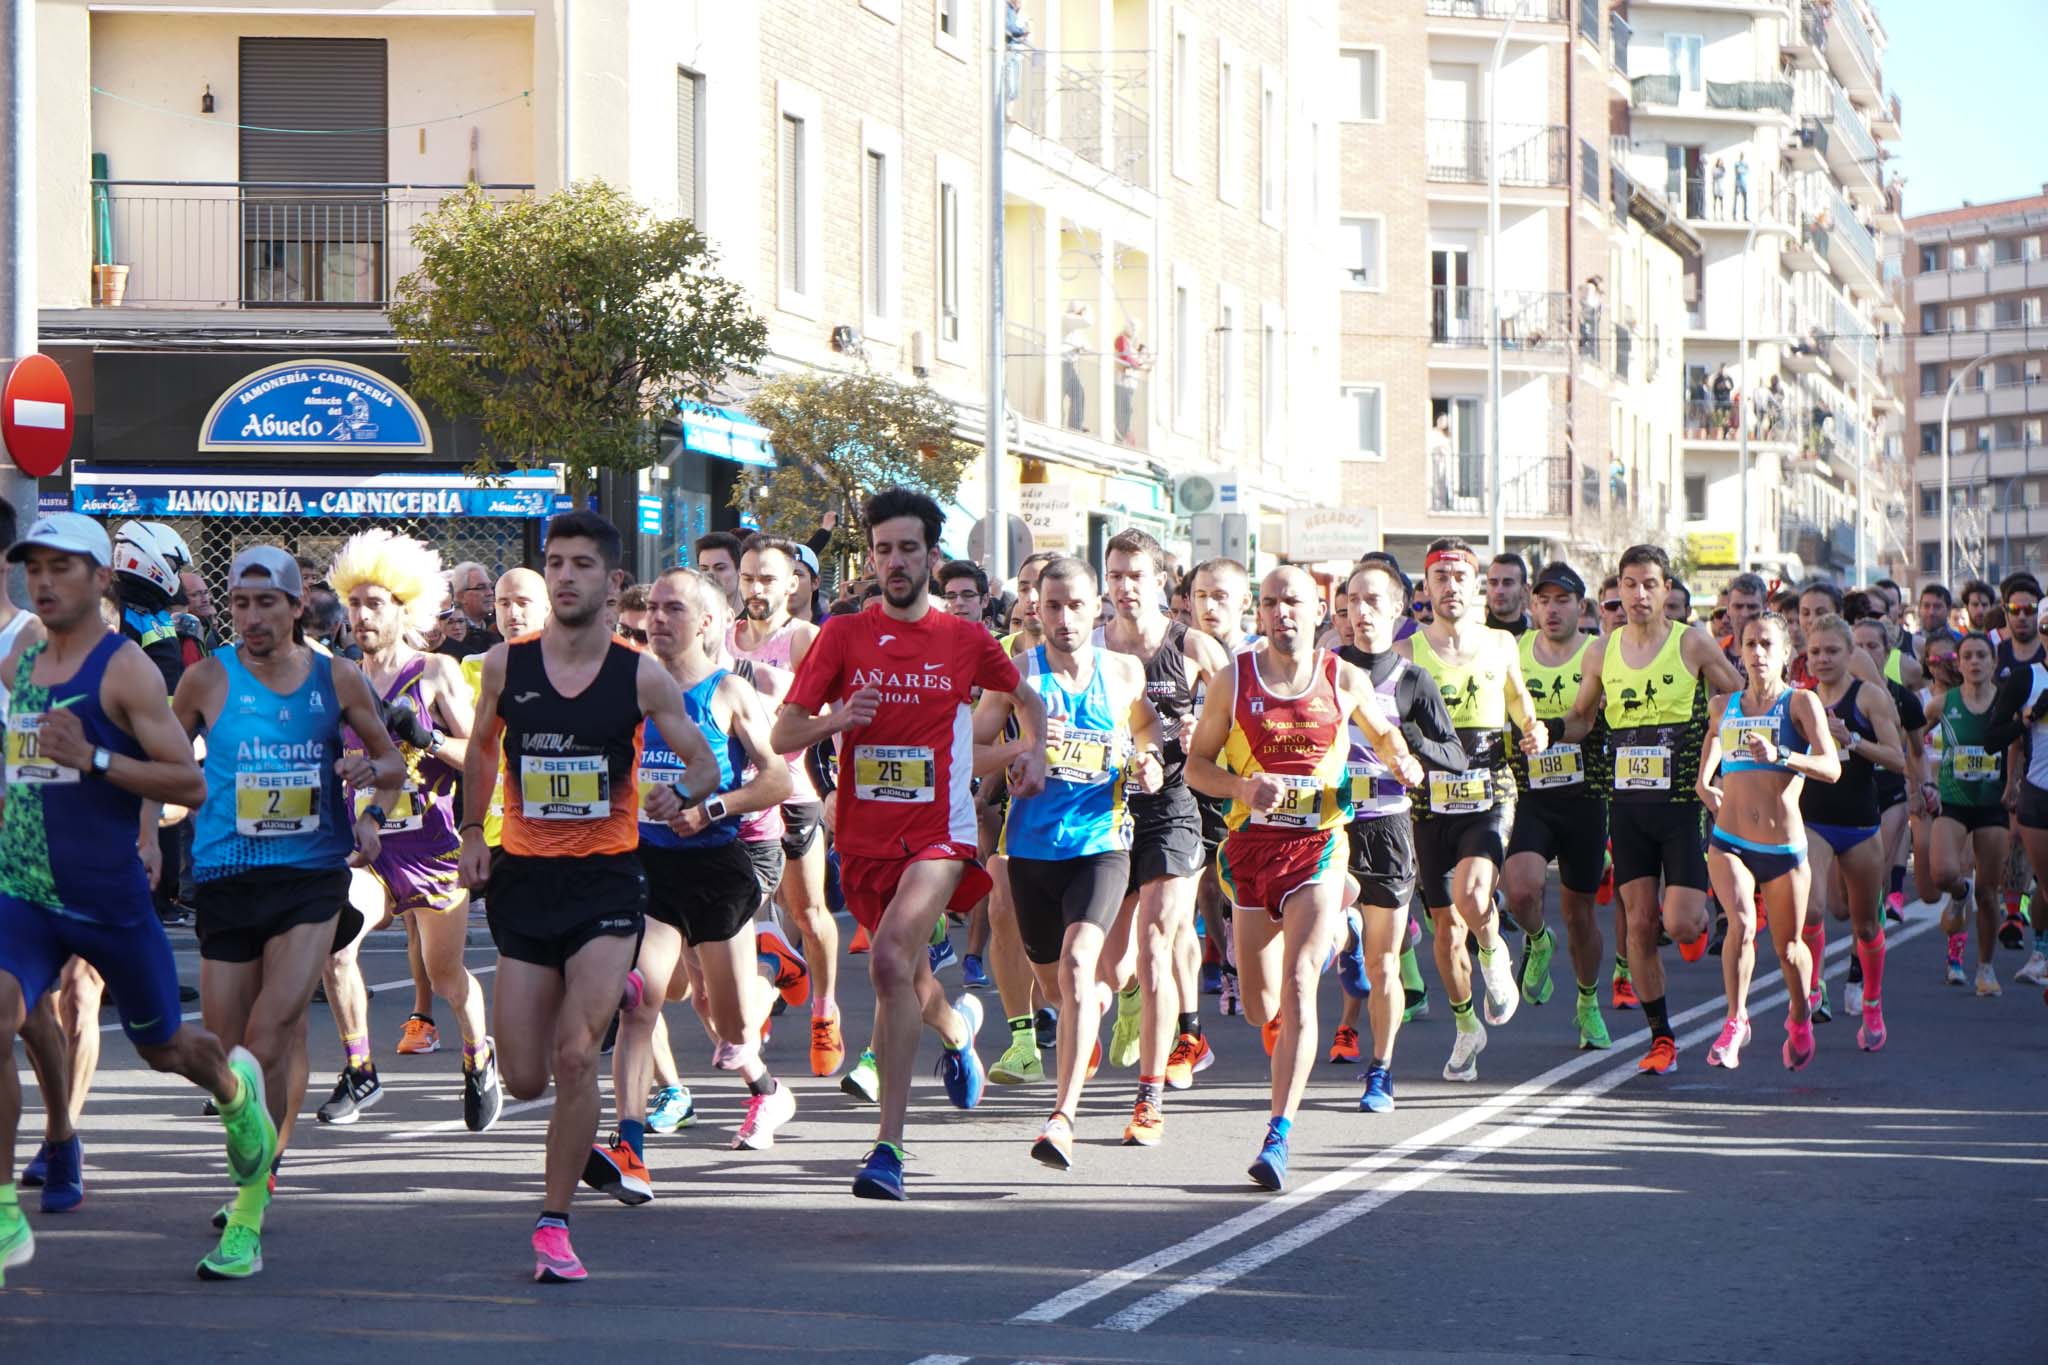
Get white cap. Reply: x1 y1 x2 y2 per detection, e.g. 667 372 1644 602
7 512 112 566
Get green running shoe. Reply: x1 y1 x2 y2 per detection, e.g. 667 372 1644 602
1575 994 1611 1051
1402 990 1430 1022
196 1221 263 1281
0 1202 32 1288
1520 927 1556 1006
989 1035 1043 1085
220 1046 278 1188
839 1048 880 1103
1108 985 1142 1069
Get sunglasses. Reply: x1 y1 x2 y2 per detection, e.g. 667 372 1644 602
2005 601 2039 614
1601 600 1623 613
617 625 649 644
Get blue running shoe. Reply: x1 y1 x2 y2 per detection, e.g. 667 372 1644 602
1247 1121 1289 1192
647 1085 696 1134
19 1140 49 1188
962 953 991 990
1201 962 1224 996
1034 1005 1058 1051
928 937 959 975
1359 1064 1395 1114
38 1134 83 1213
1337 908 1369 1000
937 994 985 1109
852 1143 907 1201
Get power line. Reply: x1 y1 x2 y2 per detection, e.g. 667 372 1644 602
89 85 532 135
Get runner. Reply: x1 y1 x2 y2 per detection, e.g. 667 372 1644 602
1503 562 1613 1051
1992 574 2043 964
1188 558 1256 1020
692 531 744 609
729 534 842 1076
1696 614 1839 1070
1186 565 1421 1191
0 513 278 1286
458 510 721 1282
1851 617 1929 940
1397 538 1551 1083
2012 634 2048 997
974 557 1163 1164
1562 544 1742 1074
938 558 998 988
1925 633 2028 997
770 487 1048 1201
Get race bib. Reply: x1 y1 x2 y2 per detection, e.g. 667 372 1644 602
1429 768 1495 814
520 754 611 820
1528 744 1583 790
4 712 79 787
854 745 935 803
1953 745 1999 781
1046 719 1117 786
1248 773 1324 829
354 784 424 834
235 769 321 838
1348 760 1406 812
638 767 685 820
1615 745 1672 791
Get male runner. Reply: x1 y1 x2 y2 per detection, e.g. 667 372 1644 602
729 535 841 1075
1563 544 1742 1073
1991 574 2043 964
0 514 276 1286
459 511 720 1283
1485 552 1531 635
772 487 1048 1201
1188 558 1255 1019
589 567 793 1204
1398 539 1549 1082
1094 530 1230 1132
693 531 744 608
939 559 997 988
1186 566 1421 1190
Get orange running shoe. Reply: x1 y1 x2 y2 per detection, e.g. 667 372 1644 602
1594 857 1614 906
1327 1025 1360 1064
1122 1098 1164 1147
1261 1017 1282 1056
395 1013 439 1055
810 1012 845 1077
1612 977 1640 1010
1163 1032 1214 1089
1637 1035 1678 1075
1086 1040 1102 1080
849 923 872 955
757 925 810 1008
1677 931 1709 964
582 1134 653 1205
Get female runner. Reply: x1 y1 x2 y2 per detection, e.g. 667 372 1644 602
1928 634 2026 996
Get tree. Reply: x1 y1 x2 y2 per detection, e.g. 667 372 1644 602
390 181 766 492
736 368 977 568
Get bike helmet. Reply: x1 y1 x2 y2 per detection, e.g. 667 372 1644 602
113 520 195 602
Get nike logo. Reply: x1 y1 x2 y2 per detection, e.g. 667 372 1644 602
923 661 945 671
513 691 541 703
130 1015 161 1031
50 695 83 710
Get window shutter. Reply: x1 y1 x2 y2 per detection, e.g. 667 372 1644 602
865 150 887 315
676 70 702 223
780 115 804 292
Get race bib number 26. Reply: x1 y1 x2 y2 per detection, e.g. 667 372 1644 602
854 745 935 803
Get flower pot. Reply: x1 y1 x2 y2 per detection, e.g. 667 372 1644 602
94 263 129 307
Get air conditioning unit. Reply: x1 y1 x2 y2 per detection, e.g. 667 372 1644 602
1172 473 1222 516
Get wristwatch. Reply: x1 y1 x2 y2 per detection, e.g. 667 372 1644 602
90 746 112 776
362 803 388 827
703 795 729 823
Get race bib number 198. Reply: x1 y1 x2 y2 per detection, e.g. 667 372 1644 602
1528 744 1583 789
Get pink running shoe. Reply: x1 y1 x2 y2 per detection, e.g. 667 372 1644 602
532 1224 586 1283
1706 1015 1752 1068
731 1083 797 1151
1782 1019 1815 1071
1885 891 1905 916
1856 1002 1887 1052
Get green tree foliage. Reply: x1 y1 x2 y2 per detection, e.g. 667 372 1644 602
737 368 975 568
390 181 766 492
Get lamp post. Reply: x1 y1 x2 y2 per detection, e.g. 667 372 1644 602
984 0 1008 585
1938 352 1991 590
1486 11 1514 558
1735 205 1796 572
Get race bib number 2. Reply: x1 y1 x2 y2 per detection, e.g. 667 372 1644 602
520 754 610 820
236 769 321 838
854 745 935 803
5 713 79 787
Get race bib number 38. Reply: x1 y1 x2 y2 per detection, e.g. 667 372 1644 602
520 754 610 820
236 769 321 837
1615 745 1672 791
854 745 935 803
1952 746 1998 781
5 713 79 787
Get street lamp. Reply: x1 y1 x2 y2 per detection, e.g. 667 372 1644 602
1736 204 1796 573
1938 352 1992 589
1486 11 1515 559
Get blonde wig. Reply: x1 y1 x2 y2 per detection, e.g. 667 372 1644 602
327 529 448 635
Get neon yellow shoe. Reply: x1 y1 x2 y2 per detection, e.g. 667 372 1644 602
0 1202 32 1288
1108 985 1142 1069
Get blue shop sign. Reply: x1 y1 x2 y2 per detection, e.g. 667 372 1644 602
637 493 664 535
199 359 433 454
71 466 558 519
678 401 774 469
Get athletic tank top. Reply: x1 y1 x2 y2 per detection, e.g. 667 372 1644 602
1883 648 1904 686
1936 686 2004 809
1094 620 1195 793
729 658 785 843
1220 649 1350 836
0 634 151 916
2023 662 2048 791
497 638 644 858
639 670 740 851
343 656 459 849
1516 633 1592 797
459 652 506 846
192 646 353 882
1410 631 1511 817
1800 680 1879 827
1003 646 1133 859
0 608 38 715
1601 619 1705 805
1344 659 1411 821
1717 687 1805 776
1995 636 2043 683
728 619 818 804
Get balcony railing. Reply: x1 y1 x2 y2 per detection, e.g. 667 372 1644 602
1424 0 1570 21
1005 323 1047 424
89 180 533 308
1825 185 1879 281
1829 80 1879 182
1576 0 1597 43
1798 1 1829 56
1429 452 1571 517
1631 74 1680 107
1425 120 1568 188
1830 0 1881 86
1800 117 1830 160
1614 322 1634 380
1430 287 1571 352
1707 80 1793 114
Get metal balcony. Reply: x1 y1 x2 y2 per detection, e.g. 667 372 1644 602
1784 1 1828 70
1425 120 1568 188
1429 451 1571 518
1631 74 1680 107
1707 80 1793 116
1827 80 1880 192
1428 287 1573 354
1424 0 1570 21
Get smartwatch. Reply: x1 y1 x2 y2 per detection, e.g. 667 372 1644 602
362 803 388 827
90 746 113 777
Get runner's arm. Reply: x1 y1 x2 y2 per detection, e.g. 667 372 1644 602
998 678 1049 797
970 688 1028 778
460 645 507 832
72 642 207 807
1182 660 1243 802
708 675 792 815
1560 636 1606 743
1397 667 1468 773
1852 686 1907 776
332 658 407 812
1781 689 1841 784
1980 669 2034 751
1685 626 1745 696
1500 649 1545 749
636 652 720 803
1696 694 1728 812
1338 661 1418 783
419 652 474 768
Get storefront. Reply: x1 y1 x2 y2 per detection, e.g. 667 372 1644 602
637 400 777 573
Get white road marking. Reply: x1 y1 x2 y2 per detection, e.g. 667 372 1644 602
905 1356 972 1365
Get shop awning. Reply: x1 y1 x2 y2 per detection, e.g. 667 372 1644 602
69 465 561 519
676 401 775 469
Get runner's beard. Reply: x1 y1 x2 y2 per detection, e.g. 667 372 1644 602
746 597 774 621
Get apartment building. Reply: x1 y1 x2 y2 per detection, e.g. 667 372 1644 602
1904 190 2048 587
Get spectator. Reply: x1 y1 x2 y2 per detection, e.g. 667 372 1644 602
617 582 652 644
791 543 824 622
434 559 501 659
694 530 745 607
1579 276 1602 359
1428 411 1456 509
1710 364 1736 436
296 554 326 591
1113 321 1152 446
1732 153 1750 220
1061 300 1092 432
937 559 990 627
303 585 359 660
1710 157 1726 218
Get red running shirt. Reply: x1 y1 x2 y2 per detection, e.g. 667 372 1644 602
786 602 1021 859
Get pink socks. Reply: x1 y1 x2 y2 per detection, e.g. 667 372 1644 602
1855 930 1886 1005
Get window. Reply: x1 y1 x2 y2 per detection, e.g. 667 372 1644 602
937 180 961 344
1259 76 1280 222
1685 474 1707 520
1949 246 1966 269
938 0 957 36
1260 315 1280 446
1919 422 1940 456
1171 19 1194 182
1920 304 1942 333
934 0 966 58
776 82 823 316
1218 291 1242 447
1920 362 1943 397
1339 216 1382 290
2028 236 2043 261
1217 51 1241 204
1174 278 1196 430
1341 384 1384 458
1919 541 1940 574
1919 486 1941 516
1338 47 1381 122
1664 34 1702 93
1947 305 1965 332
676 67 704 224
864 150 889 318
779 112 807 296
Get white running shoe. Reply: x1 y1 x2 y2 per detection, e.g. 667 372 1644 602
955 991 984 1045
2014 951 2048 986
1706 1015 1752 1069
1975 964 2002 997
1844 980 1864 1016
731 1083 797 1151
1442 1022 1487 1082
1478 940 1520 1027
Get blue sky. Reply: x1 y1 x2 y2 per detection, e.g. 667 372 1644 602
1880 0 2048 216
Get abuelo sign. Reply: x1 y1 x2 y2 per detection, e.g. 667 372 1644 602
199 359 433 454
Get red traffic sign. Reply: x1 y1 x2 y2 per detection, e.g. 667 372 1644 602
2 354 75 478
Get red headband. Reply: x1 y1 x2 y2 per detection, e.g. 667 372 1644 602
1424 548 1479 572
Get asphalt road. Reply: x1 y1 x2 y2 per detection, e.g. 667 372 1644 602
4 893 2044 1365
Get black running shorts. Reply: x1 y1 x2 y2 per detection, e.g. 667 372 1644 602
1507 795 1610 895
1346 814 1417 910
486 851 645 970
1608 801 1707 893
641 840 761 947
1007 851 1132 965
193 866 350 964
1412 807 1509 909
1126 786 1205 894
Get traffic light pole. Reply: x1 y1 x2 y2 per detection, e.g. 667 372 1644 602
0 0 48 525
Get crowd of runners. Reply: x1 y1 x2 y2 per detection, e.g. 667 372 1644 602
0 487 2043 1287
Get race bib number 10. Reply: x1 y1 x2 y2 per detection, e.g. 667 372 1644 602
520 754 611 820
854 745 935 803
5 713 79 787
236 769 321 838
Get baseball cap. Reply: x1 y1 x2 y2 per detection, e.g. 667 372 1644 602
7 512 113 566
1532 563 1587 598
794 544 820 578
227 545 305 599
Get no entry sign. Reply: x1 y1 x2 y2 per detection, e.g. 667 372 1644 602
2 355 74 478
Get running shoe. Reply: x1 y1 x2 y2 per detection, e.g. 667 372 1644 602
1402 990 1429 1022
711 1040 745 1071
1087 1040 1102 1080
929 936 959 976
1519 927 1555 1006
195 1221 262 1281
1946 934 1969 985
1575 995 1611 1051
1637 1035 1679 1075
1220 967 1242 1017
1477 942 1519 1026
1782 1019 1815 1071
18 1141 47 1187
1327 1026 1360 1065
1612 976 1640 1010
1031 1115 1074 1170
34 1136 81 1214
0 1203 31 1289
1706 1016 1751 1069
990 1035 1042 1085
2014 951 2048 986
840 1048 880 1103
1108 986 1142 1068
1201 962 1224 996
936 995 985 1109
757 923 810 1008
1246 1120 1289 1192
1034 1005 1059 1050
1884 890 1905 922
1857 1001 1887 1052
1975 964 2002 997
852 1142 907 1201
1359 1064 1395 1114
1164 1031 1214 1088
532 1223 586 1283
463 1041 504 1134
1999 910 2027 952
1845 976 1865 1015
1337 909 1369 999
212 1173 276 1231
1708 914 1728 957
849 923 872 955
732 1084 797 1151
221 1047 278 1187
582 1134 653 1205
962 953 991 990
316 1064 382 1125
395 1013 440 1054
1810 980 1832 1024
1122 1099 1165 1147
647 1085 697 1133
1261 1017 1282 1057
1443 1021 1486 1081
810 1012 846 1077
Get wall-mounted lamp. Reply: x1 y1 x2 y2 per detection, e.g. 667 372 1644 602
201 84 215 114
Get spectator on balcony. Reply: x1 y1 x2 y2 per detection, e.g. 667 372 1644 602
1427 412 1456 510
1113 320 1152 447
1004 0 1032 104
1711 364 1736 437
1761 375 1788 440
1578 276 1602 360
1710 158 1727 219
1732 154 1751 220
1688 373 1712 436
1061 300 1092 433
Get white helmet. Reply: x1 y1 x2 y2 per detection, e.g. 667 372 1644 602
113 520 195 600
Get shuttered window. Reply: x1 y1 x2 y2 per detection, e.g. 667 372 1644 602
864 149 889 317
938 181 961 342
779 114 806 294
676 67 703 223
